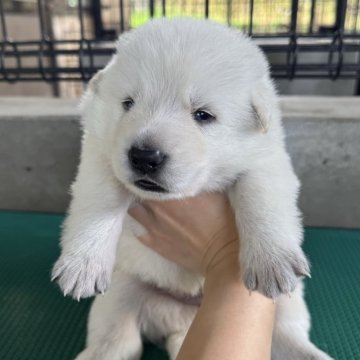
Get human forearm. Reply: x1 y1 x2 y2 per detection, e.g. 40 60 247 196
177 260 275 360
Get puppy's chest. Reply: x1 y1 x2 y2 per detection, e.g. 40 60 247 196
114 215 204 296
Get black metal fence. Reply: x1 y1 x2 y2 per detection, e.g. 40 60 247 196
0 0 359 84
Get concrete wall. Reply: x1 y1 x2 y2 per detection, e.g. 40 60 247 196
281 97 360 228
0 96 359 228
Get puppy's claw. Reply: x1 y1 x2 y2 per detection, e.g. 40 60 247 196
244 272 258 293
51 268 61 282
295 270 311 279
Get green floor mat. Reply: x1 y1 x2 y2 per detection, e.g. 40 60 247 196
0 212 359 360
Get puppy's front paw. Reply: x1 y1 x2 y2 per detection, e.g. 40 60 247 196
242 246 310 299
51 251 114 299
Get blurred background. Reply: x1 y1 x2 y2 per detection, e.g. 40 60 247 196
0 0 359 97
0 0 359 226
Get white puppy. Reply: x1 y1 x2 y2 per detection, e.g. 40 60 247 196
52 18 333 360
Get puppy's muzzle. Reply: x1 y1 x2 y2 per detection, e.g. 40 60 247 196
128 146 166 175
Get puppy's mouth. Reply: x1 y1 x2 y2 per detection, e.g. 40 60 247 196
134 179 168 193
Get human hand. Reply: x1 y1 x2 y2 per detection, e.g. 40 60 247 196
128 192 239 276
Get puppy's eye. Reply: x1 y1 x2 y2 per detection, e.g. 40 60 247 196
193 110 215 123
122 98 134 111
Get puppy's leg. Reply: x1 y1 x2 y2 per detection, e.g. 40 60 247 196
150 301 195 360
272 283 333 360
166 332 187 360
75 273 143 360
52 137 132 299
138 287 197 360
229 152 309 298
272 330 334 360
75 319 142 360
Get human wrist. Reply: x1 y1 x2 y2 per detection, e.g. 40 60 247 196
204 258 275 319
204 253 241 294
202 235 239 276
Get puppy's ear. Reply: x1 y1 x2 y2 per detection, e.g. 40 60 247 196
87 69 104 94
116 30 134 51
80 69 105 113
251 77 278 133
79 69 105 132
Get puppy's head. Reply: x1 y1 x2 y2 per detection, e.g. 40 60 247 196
82 18 279 200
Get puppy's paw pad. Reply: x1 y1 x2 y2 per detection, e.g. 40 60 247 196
242 247 310 299
51 253 113 299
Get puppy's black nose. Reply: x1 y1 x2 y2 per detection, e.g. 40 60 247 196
128 146 166 174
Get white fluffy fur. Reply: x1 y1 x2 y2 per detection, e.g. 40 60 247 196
52 18 333 359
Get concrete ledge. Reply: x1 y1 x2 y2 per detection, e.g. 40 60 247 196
281 97 360 229
0 97 81 215
0 96 359 228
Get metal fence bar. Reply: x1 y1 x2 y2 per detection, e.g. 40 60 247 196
0 0 7 39
37 0 53 83
92 0 104 38
327 0 347 78
335 0 347 32
248 0 254 35
205 0 209 19
287 0 299 79
357 52 360 94
1 38 360 80
354 0 360 33
77 0 86 39
3 38 360 51
149 0 155 18
0 0 9 82
308 0 316 34
1 63 360 79
77 0 87 81
119 0 125 32
37 0 47 39
162 0 166 17
226 0 232 26
0 0 360 83
47 3 60 95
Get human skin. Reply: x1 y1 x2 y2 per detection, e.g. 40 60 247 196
128 192 275 360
